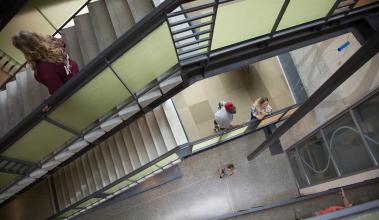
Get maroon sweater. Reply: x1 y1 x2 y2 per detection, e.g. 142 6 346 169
35 59 79 95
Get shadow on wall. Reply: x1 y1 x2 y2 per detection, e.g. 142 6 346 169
172 57 294 141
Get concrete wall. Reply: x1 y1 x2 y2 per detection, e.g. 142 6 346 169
0 179 54 220
280 32 379 151
172 57 294 141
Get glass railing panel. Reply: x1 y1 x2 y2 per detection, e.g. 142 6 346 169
283 107 298 118
111 22 178 92
257 113 285 128
49 68 131 131
355 0 379 8
76 198 101 208
0 173 19 189
192 136 220 152
211 0 284 50
57 209 80 218
1 121 74 163
155 154 179 167
277 0 336 31
220 126 248 141
128 165 160 182
104 180 132 194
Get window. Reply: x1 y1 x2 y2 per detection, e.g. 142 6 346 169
288 148 308 187
297 132 338 184
323 113 374 175
355 94 379 162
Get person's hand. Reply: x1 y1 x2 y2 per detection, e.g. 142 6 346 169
42 106 51 113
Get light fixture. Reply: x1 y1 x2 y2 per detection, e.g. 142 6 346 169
100 118 123 132
54 151 75 162
30 169 48 178
118 104 140 120
68 140 89 153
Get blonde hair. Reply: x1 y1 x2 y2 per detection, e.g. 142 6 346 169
253 97 269 112
12 31 65 71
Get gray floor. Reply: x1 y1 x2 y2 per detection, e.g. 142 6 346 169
77 131 299 220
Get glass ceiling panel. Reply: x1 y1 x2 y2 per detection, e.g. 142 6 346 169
277 0 336 31
112 22 178 92
192 136 220 152
58 209 80 218
0 173 18 188
1 121 73 162
211 0 284 50
49 68 131 132
220 126 248 141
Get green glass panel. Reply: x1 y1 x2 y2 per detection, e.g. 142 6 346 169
104 180 132 194
129 165 160 181
156 153 179 167
277 0 336 30
58 209 80 218
220 126 248 141
192 136 221 152
0 173 18 188
77 198 101 208
2 121 73 162
49 68 130 131
112 22 177 92
211 0 284 50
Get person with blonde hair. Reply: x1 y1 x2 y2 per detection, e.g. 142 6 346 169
12 31 78 95
251 97 272 120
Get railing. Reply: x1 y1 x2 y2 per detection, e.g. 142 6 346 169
48 104 299 219
0 0 378 212
0 0 92 90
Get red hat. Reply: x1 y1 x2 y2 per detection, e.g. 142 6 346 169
224 101 234 110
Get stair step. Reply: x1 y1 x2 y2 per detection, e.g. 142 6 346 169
153 105 177 151
6 80 23 129
162 99 187 146
104 0 135 38
63 166 77 204
15 71 33 117
61 26 85 69
74 159 90 198
106 138 126 178
25 66 46 112
145 111 168 156
0 90 9 136
127 0 154 23
80 155 97 194
53 174 65 210
88 0 117 50
99 142 118 183
159 75 182 94
118 104 140 120
93 146 111 187
138 89 162 107
120 127 142 170
74 13 100 64
137 117 159 160
68 162 83 201
86 151 104 190
129 123 150 165
113 132 134 174
57 169 70 208
100 117 123 131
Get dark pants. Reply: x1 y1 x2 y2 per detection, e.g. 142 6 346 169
251 115 283 155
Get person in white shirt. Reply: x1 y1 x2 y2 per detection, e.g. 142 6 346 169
214 101 241 131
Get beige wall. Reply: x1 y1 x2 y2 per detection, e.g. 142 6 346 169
173 57 294 141
280 33 379 151
0 0 87 63
0 179 54 220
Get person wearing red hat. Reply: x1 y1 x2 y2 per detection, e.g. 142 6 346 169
214 101 241 132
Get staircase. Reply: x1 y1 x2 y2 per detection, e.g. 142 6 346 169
0 0 155 138
52 99 187 210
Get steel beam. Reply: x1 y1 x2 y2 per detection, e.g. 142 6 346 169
247 30 379 161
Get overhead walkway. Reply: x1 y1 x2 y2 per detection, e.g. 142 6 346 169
0 0 378 217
